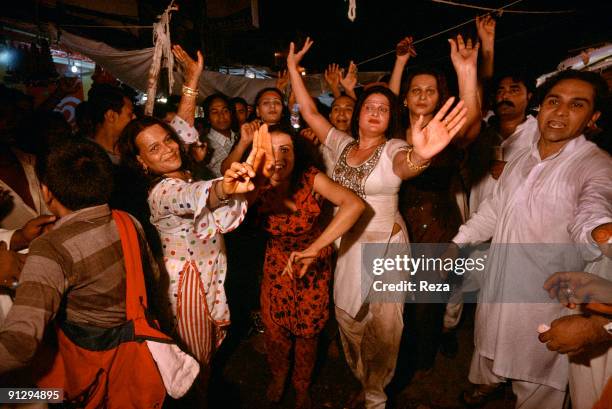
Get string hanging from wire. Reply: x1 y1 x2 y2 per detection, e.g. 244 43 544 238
431 0 574 14
355 0 527 67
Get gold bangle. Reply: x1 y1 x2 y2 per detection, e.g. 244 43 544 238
405 146 430 171
182 85 199 97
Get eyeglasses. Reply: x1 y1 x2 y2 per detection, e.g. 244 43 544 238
259 99 282 108
363 103 390 116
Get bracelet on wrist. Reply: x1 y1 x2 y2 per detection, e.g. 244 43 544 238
182 85 199 97
405 146 430 171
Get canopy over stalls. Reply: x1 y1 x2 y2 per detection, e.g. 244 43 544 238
53 28 385 104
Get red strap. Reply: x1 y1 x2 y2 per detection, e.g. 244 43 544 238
112 210 171 341
112 210 148 321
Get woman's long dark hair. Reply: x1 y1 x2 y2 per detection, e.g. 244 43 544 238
350 85 402 140
116 116 194 188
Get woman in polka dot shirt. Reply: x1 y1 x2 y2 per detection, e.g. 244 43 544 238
118 115 260 386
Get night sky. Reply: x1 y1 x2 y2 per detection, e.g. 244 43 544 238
227 0 612 78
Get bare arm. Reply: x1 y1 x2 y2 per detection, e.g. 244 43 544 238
389 37 416 96
476 15 496 83
285 172 365 278
449 35 482 145
310 172 365 250
287 38 333 145
173 45 204 126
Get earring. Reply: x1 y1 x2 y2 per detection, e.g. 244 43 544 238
142 166 149 175
403 101 408 107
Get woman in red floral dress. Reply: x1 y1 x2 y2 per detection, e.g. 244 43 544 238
256 124 364 408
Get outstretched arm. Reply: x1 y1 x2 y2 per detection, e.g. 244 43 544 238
449 35 482 145
287 38 334 145
476 15 496 83
389 37 417 96
173 45 204 126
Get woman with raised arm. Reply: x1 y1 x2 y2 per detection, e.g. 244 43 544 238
254 123 364 408
117 48 272 397
387 34 482 382
287 38 467 409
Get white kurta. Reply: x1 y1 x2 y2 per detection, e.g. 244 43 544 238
469 115 539 215
453 135 612 390
324 128 410 319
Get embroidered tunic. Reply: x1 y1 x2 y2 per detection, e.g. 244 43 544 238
324 128 410 318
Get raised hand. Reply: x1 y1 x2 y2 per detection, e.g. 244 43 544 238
172 45 204 86
283 247 319 279
324 64 341 90
396 36 417 62
222 162 256 195
475 15 496 48
287 37 314 70
239 121 260 147
276 69 289 92
246 123 275 180
340 61 358 95
412 97 467 161
448 34 479 73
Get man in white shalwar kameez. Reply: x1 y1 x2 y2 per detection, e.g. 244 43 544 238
452 70 612 408
445 73 540 331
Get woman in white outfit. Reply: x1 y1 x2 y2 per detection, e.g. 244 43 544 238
287 38 468 409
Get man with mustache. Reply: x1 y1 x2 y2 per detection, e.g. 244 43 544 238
454 70 612 408
468 72 539 215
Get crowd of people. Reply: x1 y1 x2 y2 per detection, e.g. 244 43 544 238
0 15 610 409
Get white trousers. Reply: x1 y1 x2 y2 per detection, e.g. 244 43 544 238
336 303 403 409
469 352 567 409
